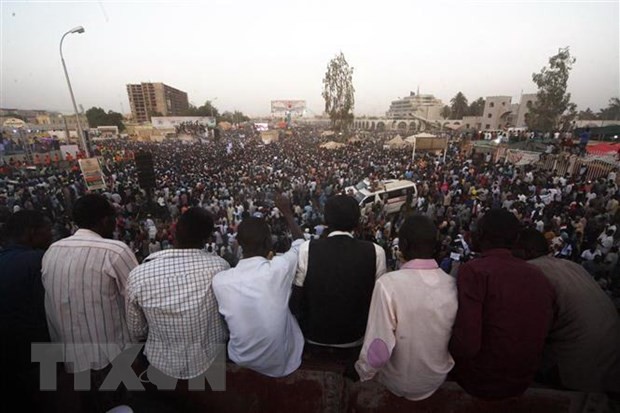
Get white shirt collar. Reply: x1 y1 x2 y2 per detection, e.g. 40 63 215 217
328 231 354 238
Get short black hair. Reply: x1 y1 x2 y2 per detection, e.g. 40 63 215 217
176 207 214 247
324 195 360 231
237 217 271 256
477 208 521 249
399 215 437 260
514 228 549 260
73 194 116 229
4 210 49 241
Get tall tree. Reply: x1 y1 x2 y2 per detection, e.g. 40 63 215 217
85 107 108 127
450 92 469 119
526 47 577 131
598 97 620 120
322 52 355 131
85 107 125 131
441 105 452 119
468 97 485 116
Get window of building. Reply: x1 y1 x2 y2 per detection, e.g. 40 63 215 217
487 113 492 118
502 102 506 106
489 102 495 108
485 124 491 129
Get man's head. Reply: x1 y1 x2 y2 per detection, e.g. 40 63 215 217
399 215 437 261
237 217 272 258
474 209 520 252
4 210 52 250
324 195 360 232
175 207 214 249
513 228 549 260
73 194 117 239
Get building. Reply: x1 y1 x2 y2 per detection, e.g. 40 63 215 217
515 93 537 129
386 92 444 121
479 94 537 130
126 82 189 123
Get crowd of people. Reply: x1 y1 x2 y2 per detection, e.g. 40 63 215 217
1 127 619 411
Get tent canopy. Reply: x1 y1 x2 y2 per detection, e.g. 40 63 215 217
320 141 345 150
385 135 408 148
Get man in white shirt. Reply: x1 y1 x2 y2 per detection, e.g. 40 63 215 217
126 207 229 380
213 195 305 377
356 215 458 400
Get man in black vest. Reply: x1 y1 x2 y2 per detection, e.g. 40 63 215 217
290 195 386 351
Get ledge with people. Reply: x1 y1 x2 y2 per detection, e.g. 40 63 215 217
2 190 619 412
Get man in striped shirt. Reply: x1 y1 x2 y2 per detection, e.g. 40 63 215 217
126 207 230 380
42 194 139 376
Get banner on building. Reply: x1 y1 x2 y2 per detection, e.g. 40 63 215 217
79 157 107 191
505 149 541 166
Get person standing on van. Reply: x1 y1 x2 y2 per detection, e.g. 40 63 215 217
290 195 386 354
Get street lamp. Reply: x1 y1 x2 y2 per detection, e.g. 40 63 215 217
60 26 89 157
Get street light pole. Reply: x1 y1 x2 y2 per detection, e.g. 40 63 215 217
60 26 89 157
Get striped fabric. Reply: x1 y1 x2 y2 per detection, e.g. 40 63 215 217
42 229 139 373
126 249 230 379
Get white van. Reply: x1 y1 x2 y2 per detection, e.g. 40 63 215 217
346 179 418 215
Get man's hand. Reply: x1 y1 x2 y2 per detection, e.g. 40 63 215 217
275 193 304 241
275 194 293 216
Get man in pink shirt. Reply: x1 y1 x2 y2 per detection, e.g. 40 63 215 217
355 215 458 400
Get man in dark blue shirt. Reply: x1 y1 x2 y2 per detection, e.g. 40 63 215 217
0 210 53 410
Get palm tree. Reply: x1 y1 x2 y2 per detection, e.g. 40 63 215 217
450 92 469 119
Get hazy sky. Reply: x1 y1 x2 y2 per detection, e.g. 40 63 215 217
1 0 619 117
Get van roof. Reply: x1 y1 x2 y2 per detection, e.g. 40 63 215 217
362 179 416 193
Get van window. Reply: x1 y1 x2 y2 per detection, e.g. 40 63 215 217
362 196 374 205
388 189 407 199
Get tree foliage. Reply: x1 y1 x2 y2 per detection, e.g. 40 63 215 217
85 107 125 132
598 98 620 120
441 105 451 119
182 100 220 119
468 98 485 116
526 47 576 131
219 110 250 124
322 52 355 131
450 92 469 119
577 107 597 120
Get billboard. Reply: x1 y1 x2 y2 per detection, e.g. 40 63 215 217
270 100 306 119
151 116 216 129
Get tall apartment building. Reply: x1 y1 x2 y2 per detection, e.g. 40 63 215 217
386 92 444 121
126 82 189 123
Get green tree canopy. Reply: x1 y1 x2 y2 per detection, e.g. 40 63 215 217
468 97 485 116
441 105 451 119
598 98 620 120
450 92 469 119
183 100 220 118
85 107 126 132
322 52 355 131
526 47 577 132
577 107 598 120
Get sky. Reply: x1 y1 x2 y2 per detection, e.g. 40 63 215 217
1 0 619 117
